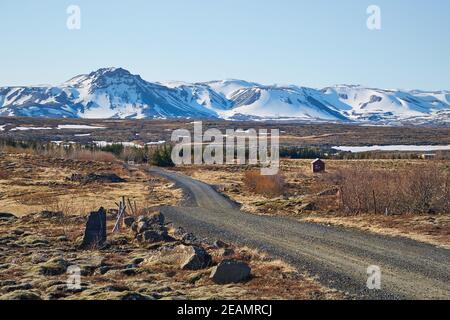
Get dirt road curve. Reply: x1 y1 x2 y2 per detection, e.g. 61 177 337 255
148 167 450 300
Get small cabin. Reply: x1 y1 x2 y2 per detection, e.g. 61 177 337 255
311 158 325 173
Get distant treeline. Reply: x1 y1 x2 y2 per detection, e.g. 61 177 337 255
279 146 450 160
0 137 175 167
1 137 448 164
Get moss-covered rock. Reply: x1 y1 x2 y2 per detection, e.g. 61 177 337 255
35 258 69 276
0 290 41 300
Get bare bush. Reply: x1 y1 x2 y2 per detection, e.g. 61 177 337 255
328 164 449 215
243 170 286 197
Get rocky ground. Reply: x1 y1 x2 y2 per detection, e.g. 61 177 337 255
0 210 343 300
0 151 343 300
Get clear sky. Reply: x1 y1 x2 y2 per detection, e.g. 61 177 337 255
0 0 449 90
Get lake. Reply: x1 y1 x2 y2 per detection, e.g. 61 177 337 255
332 145 450 153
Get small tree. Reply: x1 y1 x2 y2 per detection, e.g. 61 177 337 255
150 145 175 167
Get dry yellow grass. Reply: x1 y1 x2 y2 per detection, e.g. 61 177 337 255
0 153 182 216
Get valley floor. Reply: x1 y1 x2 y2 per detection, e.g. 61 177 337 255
0 152 342 300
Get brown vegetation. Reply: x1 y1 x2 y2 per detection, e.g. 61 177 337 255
328 164 449 215
243 171 286 197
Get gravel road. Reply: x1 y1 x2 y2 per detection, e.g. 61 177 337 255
148 167 450 300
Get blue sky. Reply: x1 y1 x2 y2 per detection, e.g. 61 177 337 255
0 0 449 90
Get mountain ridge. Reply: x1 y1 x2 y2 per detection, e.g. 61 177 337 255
0 67 448 125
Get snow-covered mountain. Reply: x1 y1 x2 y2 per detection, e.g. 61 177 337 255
320 85 450 124
0 67 448 125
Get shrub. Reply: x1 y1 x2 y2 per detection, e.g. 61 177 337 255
243 170 285 197
329 164 449 215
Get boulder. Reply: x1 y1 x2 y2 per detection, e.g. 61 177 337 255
156 245 212 270
180 246 212 270
80 208 107 249
210 260 251 284
132 212 165 233
37 258 69 276
139 230 168 244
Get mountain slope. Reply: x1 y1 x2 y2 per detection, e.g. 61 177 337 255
0 68 448 124
0 68 217 119
321 85 450 123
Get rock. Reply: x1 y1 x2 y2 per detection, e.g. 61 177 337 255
298 202 316 212
36 211 64 220
173 227 199 244
78 265 97 276
46 283 86 297
0 290 42 300
37 258 69 276
180 246 212 270
153 244 212 270
97 284 129 292
107 291 155 300
12 229 24 235
106 268 138 277
98 266 111 275
80 208 107 249
132 213 165 233
39 280 65 288
130 257 144 265
0 280 16 286
180 233 199 245
0 212 17 220
57 235 69 242
124 217 135 228
219 248 235 257
31 253 50 264
2 283 32 292
0 263 10 270
134 221 149 234
0 235 18 244
210 260 251 284
187 272 205 284
213 240 229 249
140 230 168 244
